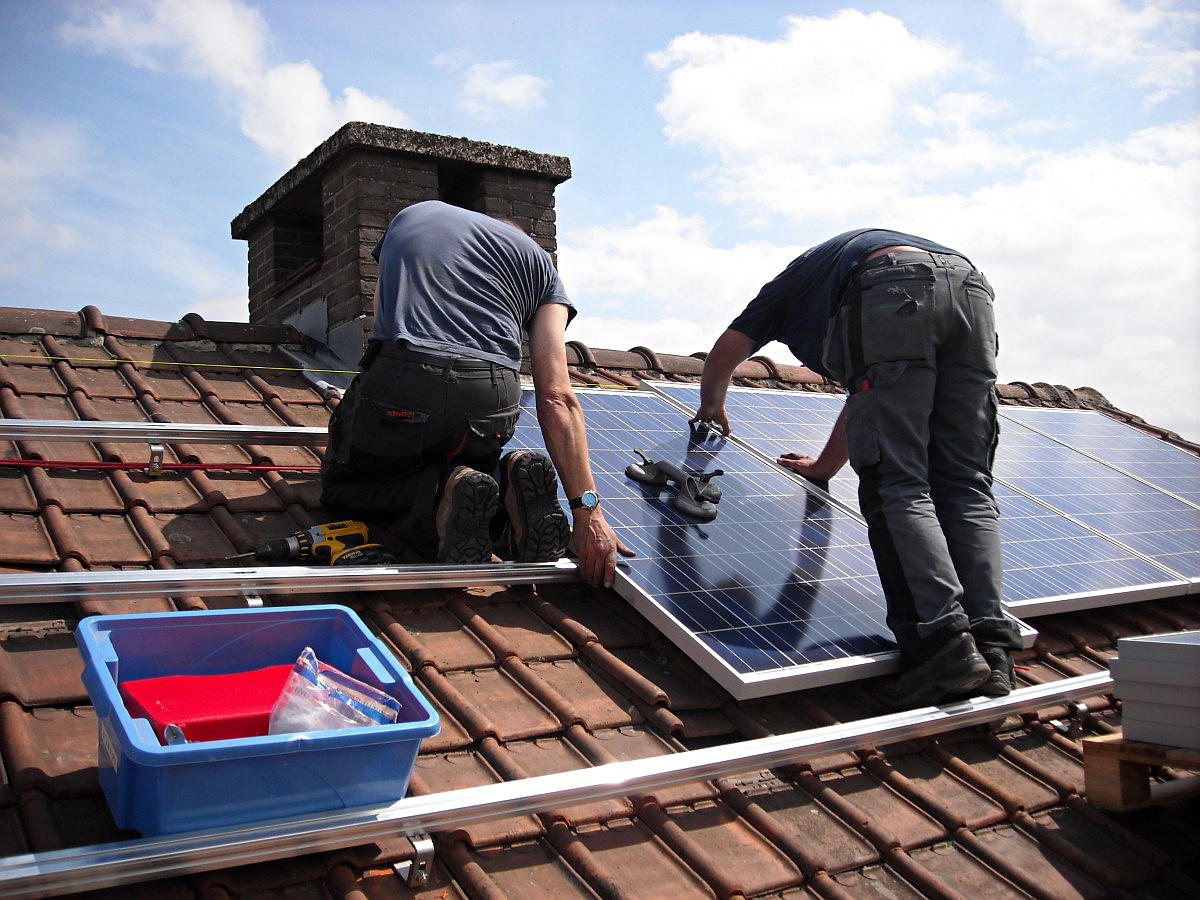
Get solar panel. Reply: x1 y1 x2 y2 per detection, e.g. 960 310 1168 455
1000 407 1200 508
509 387 1033 698
645 381 1192 615
650 381 860 508
509 388 902 698
993 416 1200 584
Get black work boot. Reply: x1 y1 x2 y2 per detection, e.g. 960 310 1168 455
435 466 499 564
499 451 571 562
875 632 990 710
977 646 1015 697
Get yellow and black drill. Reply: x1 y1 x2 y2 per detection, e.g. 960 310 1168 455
225 520 396 566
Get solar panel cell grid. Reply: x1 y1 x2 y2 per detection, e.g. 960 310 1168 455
1000 407 1200 507
645 382 1193 608
507 389 897 689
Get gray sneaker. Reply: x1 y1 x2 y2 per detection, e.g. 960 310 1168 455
977 646 1015 697
436 466 499 564
876 632 991 710
499 451 571 562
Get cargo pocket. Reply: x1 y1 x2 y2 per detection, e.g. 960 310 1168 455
349 396 431 458
845 389 880 472
858 263 935 367
820 304 852 386
462 403 520 459
986 390 1001 471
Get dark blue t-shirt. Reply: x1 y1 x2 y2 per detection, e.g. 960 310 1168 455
728 229 964 379
371 201 575 370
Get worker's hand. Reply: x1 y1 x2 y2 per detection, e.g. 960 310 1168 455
778 452 841 482
689 404 730 437
570 508 635 589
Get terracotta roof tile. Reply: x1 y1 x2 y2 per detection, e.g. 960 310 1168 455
410 750 543 847
0 631 87 706
0 703 98 796
0 304 1197 896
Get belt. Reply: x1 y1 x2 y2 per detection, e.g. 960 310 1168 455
375 340 500 371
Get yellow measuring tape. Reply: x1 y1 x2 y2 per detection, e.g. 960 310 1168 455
0 353 613 388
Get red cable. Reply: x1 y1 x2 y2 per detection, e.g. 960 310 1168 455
0 458 319 473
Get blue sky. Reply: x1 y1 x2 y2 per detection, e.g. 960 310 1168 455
1 0 1197 440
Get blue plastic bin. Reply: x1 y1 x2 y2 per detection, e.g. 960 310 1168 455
75 605 439 835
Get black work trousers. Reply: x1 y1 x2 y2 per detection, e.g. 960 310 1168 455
824 250 1021 665
320 341 521 547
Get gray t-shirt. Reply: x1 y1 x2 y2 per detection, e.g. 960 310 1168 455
370 200 575 369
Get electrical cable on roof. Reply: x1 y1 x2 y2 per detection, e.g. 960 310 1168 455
0 458 319 473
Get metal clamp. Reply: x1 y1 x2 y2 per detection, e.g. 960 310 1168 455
242 592 265 609
392 834 434 887
626 449 723 521
1049 700 1089 739
147 443 164 478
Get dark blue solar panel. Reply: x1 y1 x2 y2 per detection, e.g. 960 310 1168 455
652 382 860 508
648 381 1190 605
1001 407 1200 508
507 389 896 687
994 418 1200 580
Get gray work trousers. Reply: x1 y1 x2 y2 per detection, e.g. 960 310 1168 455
824 250 1020 664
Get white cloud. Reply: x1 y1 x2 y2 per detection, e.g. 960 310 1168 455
0 119 89 279
59 0 410 166
461 61 549 117
559 205 800 333
1003 0 1200 101
648 10 1030 222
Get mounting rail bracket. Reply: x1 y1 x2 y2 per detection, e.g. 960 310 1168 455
393 833 434 887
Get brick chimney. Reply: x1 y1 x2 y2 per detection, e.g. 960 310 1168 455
231 122 571 364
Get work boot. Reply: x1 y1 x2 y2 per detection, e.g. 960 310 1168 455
875 632 991 710
499 451 571 562
977 646 1015 697
435 467 499 564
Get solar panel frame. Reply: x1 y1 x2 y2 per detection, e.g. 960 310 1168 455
643 380 1193 617
509 385 1033 698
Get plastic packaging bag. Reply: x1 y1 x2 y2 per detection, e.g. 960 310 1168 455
268 647 401 735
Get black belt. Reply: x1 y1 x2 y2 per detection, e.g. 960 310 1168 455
371 340 500 371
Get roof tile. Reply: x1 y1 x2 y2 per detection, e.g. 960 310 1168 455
639 799 804 896
487 736 633 826
16 789 135 852
572 725 717 808
410 751 542 847
0 632 87 706
0 703 98 796
524 658 641 731
440 667 560 741
970 821 1105 898
561 818 716 899
451 838 598 897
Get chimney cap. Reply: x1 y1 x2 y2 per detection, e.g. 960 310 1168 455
231 122 572 239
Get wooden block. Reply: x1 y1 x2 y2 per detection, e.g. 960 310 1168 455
1082 732 1200 811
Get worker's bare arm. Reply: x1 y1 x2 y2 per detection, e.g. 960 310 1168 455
528 304 634 588
777 405 849 482
690 329 759 436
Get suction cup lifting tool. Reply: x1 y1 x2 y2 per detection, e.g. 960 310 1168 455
625 449 723 521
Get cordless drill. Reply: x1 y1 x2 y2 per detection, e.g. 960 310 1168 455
225 520 395 566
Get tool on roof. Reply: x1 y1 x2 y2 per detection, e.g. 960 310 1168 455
625 449 723 521
225 520 397 566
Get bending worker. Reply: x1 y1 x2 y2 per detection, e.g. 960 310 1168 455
690 229 1021 708
321 200 631 588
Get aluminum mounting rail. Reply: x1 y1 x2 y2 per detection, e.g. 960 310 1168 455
0 560 581 604
0 671 1112 898
0 418 325 445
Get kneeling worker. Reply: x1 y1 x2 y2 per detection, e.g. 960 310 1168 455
321 200 632 588
690 228 1021 707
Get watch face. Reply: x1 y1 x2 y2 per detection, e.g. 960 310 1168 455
573 490 600 510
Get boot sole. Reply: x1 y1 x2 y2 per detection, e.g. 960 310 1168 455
438 472 499 564
505 454 570 563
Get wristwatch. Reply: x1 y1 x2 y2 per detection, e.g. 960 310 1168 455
568 490 600 511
